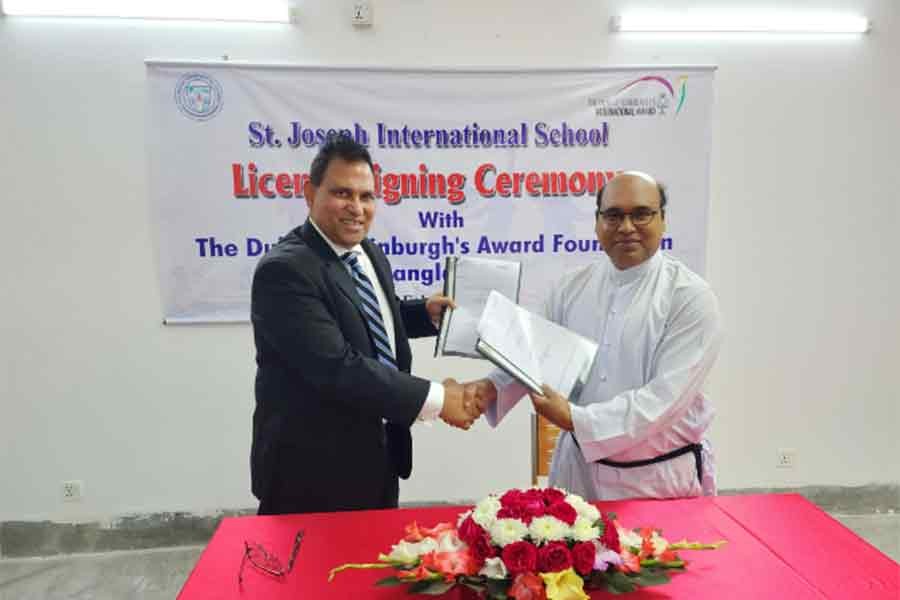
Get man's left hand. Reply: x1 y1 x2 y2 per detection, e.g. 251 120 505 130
530 385 574 432
425 294 456 328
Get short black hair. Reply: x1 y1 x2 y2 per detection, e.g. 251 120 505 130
595 180 667 220
309 133 373 186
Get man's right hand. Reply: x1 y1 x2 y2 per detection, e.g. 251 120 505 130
465 378 498 415
441 378 481 430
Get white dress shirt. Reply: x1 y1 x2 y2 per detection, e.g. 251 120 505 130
486 251 722 500
309 219 443 421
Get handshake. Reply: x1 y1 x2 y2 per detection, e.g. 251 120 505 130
437 378 574 433
438 378 497 430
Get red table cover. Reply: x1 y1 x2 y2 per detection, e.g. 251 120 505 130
177 493 898 599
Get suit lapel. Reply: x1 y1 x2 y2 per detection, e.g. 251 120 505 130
329 261 364 314
299 221 363 314
300 222 405 365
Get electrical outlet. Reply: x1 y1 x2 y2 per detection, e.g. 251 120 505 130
351 1 373 27
61 480 84 502
776 448 797 469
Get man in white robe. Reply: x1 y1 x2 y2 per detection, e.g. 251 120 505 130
468 172 722 500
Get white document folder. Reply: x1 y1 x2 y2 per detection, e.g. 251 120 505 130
475 290 598 402
434 256 522 358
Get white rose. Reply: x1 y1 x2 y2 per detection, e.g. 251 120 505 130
472 496 502 529
528 516 569 544
564 494 584 507
566 494 600 523
489 518 529 547
571 516 600 542
582 504 601 523
478 557 509 580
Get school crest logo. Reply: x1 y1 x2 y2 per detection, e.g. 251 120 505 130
174 73 224 121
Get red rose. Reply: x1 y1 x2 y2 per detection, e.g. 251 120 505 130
519 489 547 520
500 489 526 509
458 516 484 546
546 501 577 526
536 541 573 573
470 531 497 562
600 514 621 554
571 542 596 575
542 488 566 506
498 505 526 521
522 504 546 523
522 489 545 507
509 572 547 600
522 489 545 503
501 541 538 575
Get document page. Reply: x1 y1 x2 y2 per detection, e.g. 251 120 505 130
476 291 598 401
436 257 521 358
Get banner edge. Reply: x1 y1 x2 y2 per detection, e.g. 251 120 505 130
143 59 719 73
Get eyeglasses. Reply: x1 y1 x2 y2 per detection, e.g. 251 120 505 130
238 529 304 585
597 208 660 227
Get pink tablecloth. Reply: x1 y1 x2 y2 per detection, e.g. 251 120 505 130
178 493 898 599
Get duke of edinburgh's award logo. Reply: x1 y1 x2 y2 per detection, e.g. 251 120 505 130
175 73 224 121
589 75 688 118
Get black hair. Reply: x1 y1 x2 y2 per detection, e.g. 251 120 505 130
308 133 374 186
595 180 667 220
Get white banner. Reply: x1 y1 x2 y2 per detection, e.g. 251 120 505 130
146 63 715 322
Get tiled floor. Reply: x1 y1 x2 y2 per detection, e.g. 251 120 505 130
0 513 896 599
0 546 202 600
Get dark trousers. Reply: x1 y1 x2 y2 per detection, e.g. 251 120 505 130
257 467 399 515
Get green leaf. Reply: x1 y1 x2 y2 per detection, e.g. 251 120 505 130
642 558 686 570
375 576 405 587
408 580 456 595
485 578 511 598
629 568 671 588
584 571 607 589
605 571 637 595
458 576 487 593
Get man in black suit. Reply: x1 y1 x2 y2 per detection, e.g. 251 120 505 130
250 134 478 515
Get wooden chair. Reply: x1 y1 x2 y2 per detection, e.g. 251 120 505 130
532 414 562 485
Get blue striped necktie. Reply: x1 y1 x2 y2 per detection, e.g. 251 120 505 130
341 252 398 370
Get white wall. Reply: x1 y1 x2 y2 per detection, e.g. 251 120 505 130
1 0 897 522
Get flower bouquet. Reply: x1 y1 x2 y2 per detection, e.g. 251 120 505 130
330 487 724 599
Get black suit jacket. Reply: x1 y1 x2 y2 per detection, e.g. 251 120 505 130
250 221 438 513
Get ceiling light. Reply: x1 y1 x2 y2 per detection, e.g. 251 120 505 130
609 13 870 34
1 0 289 23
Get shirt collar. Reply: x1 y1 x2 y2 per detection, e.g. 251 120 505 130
309 218 363 259
608 250 662 286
